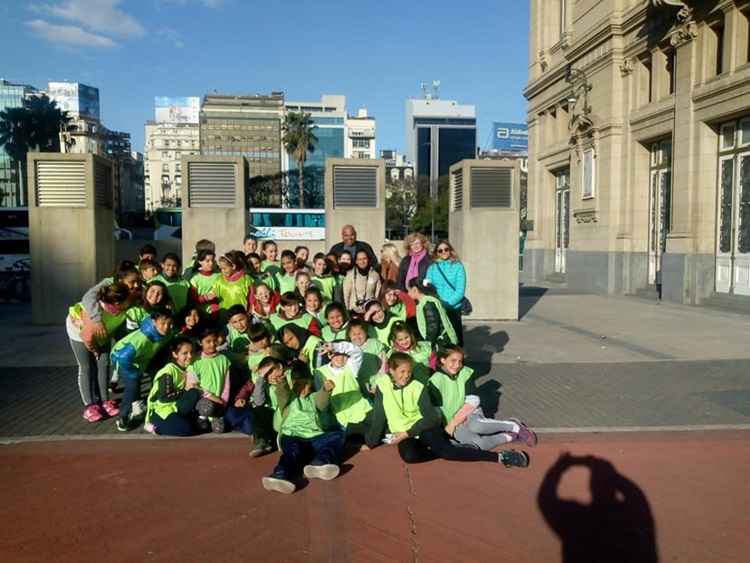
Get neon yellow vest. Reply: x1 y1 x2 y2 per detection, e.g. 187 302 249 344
69 302 127 347
416 295 457 345
152 274 191 311
429 366 474 423
312 276 337 301
359 338 385 388
279 393 324 439
146 363 186 422
316 363 372 426
191 353 230 396
376 374 424 433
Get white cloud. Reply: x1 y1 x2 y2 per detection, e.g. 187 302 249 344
157 27 185 48
159 0 225 8
26 19 118 48
34 0 144 38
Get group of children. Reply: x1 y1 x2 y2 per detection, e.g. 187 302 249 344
67 235 537 495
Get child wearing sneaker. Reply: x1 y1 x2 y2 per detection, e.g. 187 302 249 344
144 337 202 436
67 282 131 423
186 327 232 433
315 340 374 446
365 353 529 468
261 360 344 495
430 345 538 450
110 307 174 431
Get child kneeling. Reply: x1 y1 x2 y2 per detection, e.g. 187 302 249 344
262 360 344 495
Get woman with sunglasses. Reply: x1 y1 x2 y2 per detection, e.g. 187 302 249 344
426 240 466 345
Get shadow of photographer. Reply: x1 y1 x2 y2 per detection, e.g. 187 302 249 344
537 453 658 563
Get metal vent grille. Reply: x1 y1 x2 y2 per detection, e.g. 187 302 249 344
35 161 86 207
187 162 236 207
333 166 377 207
452 169 463 211
470 168 512 208
94 162 112 208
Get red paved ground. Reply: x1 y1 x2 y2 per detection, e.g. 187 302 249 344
1 431 748 563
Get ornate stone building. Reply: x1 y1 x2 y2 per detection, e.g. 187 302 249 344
524 0 750 305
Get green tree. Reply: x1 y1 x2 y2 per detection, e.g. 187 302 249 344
386 177 417 239
282 111 317 208
0 95 70 205
410 187 449 240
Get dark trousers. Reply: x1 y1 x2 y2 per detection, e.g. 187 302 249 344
251 406 276 444
224 405 253 435
119 374 141 422
272 430 345 480
344 411 373 441
397 427 498 464
152 388 201 437
446 307 464 346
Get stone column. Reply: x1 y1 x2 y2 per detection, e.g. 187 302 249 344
27 152 114 325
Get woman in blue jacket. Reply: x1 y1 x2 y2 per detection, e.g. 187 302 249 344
426 240 466 345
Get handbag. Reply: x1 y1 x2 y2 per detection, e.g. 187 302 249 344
434 263 473 316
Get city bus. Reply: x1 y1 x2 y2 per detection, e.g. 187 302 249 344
0 207 29 270
153 208 326 241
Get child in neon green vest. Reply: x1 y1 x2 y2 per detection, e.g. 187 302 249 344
279 324 322 369
186 327 232 433
152 253 191 313
214 253 254 324
347 319 385 395
125 281 171 333
274 250 298 295
111 308 174 431
303 287 328 327
261 361 344 495
225 304 252 369
316 340 374 447
430 345 537 450
407 279 458 348
144 337 202 436
311 253 337 302
260 241 281 277
269 292 321 336
321 302 348 342
387 321 433 383
189 249 220 316
367 353 530 468
364 300 400 347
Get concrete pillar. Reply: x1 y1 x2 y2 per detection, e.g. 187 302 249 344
180 156 248 265
449 159 520 320
324 158 386 254
27 152 114 325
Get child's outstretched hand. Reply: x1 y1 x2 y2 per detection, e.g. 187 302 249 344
234 398 246 408
323 379 335 392
390 432 408 445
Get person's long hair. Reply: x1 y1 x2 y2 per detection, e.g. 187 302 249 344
432 239 459 262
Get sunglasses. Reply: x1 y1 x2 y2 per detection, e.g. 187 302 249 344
437 247 451 253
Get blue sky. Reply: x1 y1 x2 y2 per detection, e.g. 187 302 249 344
1 0 530 154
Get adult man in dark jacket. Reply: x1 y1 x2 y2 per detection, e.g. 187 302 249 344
328 225 378 269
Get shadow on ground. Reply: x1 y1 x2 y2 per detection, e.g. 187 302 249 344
538 453 658 563
519 285 548 319
463 325 509 376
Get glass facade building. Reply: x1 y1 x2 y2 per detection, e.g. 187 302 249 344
0 80 36 208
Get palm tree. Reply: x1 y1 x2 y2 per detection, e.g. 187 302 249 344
0 95 70 205
282 111 317 208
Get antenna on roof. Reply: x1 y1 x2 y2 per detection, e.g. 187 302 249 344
420 82 430 101
432 80 441 100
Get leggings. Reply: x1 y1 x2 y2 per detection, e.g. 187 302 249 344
397 426 499 464
69 338 109 406
453 409 515 451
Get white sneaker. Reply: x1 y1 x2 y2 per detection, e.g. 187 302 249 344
303 464 340 481
262 477 296 494
131 400 146 417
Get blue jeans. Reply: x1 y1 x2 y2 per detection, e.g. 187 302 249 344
272 430 345 480
119 374 141 423
224 405 253 435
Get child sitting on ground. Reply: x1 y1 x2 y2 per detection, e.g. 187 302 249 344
144 337 202 436
430 345 537 451
366 353 529 468
261 360 343 495
346 318 384 395
364 299 399 347
186 327 232 433
279 324 322 368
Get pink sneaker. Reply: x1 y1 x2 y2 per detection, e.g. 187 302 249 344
510 418 538 448
82 404 104 423
100 400 120 418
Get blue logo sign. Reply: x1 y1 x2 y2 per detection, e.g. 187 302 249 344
492 122 528 153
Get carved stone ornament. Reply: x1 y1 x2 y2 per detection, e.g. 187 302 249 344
573 208 598 224
651 0 697 47
539 49 549 71
619 58 634 76
560 32 572 51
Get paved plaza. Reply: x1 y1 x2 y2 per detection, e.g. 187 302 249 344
1 288 748 562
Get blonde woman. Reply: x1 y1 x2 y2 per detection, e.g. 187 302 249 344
379 243 402 284
397 232 431 291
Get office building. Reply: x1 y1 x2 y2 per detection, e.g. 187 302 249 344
0 79 38 207
144 121 199 210
346 108 377 159
380 149 414 183
405 97 476 203
285 95 347 207
525 0 750 306
200 92 285 179
47 81 100 122
144 97 200 211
